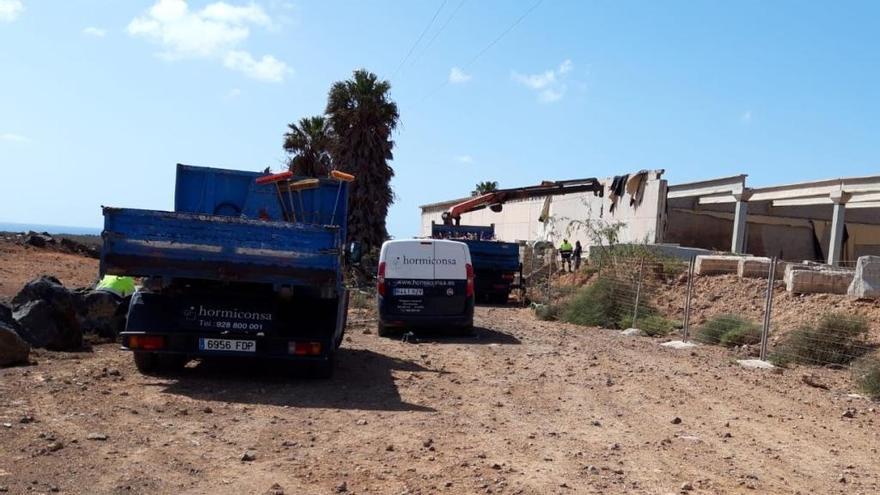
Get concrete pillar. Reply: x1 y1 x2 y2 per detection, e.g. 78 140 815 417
827 193 848 265
731 191 751 254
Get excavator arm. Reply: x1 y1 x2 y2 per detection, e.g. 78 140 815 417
441 178 603 226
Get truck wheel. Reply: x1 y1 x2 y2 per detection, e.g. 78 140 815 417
158 354 188 373
310 353 334 379
454 323 475 337
133 352 159 373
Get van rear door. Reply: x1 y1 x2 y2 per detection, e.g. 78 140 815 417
383 240 469 317
430 241 469 314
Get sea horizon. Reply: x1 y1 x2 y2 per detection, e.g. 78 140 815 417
0 221 101 236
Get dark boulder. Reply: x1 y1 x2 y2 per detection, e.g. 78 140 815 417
12 276 82 350
24 231 55 248
12 275 73 309
77 290 127 338
0 322 30 367
0 302 29 366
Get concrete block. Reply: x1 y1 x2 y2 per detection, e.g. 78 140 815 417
737 258 788 279
848 256 880 299
694 255 743 275
737 359 775 369
786 267 854 295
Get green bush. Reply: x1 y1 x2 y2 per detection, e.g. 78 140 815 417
853 356 880 399
639 315 678 337
719 324 762 347
560 278 621 328
534 304 560 321
771 313 870 366
695 315 760 347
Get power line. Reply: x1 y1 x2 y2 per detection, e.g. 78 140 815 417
391 0 449 79
406 0 468 73
464 0 544 68
419 0 545 104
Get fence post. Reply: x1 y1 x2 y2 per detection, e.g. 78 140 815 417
682 256 695 342
632 258 645 328
759 257 777 361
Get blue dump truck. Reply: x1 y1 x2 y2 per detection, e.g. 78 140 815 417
431 222 521 304
101 164 354 377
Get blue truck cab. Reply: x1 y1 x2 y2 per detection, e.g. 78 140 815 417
101 164 352 377
430 222 521 304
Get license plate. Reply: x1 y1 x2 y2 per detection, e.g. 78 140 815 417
393 288 424 296
199 338 256 353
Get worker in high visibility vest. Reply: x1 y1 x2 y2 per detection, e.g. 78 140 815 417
559 239 573 272
95 275 136 299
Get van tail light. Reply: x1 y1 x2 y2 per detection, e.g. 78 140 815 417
377 261 386 297
466 263 475 297
128 335 164 350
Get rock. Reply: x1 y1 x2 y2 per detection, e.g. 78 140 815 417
620 328 642 336
334 482 348 493
356 419 367 426
86 433 108 441
14 300 82 350
842 409 856 419
0 321 29 367
681 481 694 491
76 290 125 338
24 232 54 248
265 483 284 495
47 441 64 452
12 276 82 350
848 256 880 299
202 406 213 414
241 450 257 462
671 417 682 425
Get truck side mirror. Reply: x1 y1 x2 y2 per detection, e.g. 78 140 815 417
347 242 363 264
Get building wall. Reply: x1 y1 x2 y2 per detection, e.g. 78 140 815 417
420 172 667 250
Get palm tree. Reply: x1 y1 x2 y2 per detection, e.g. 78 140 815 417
326 69 399 250
283 115 333 177
472 180 499 196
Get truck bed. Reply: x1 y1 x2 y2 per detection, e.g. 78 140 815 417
459 239 520 271
101 207 342 286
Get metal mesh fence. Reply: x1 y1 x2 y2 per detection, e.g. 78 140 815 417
530 253 878 387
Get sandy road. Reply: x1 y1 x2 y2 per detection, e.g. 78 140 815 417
1 306 878 495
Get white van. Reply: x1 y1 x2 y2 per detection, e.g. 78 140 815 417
376 239 475 337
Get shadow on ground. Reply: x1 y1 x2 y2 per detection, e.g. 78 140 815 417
153 347 435 412
402 326 521 345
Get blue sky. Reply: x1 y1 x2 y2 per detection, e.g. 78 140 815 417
1 0 878 237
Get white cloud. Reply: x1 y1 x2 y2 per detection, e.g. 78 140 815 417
448 67 471 84
127 0 289 82
225 87 242 98
0 133 31 143
0 0 23 22
83 26 107 38
223 50 287 82
454 155 474 164
512 59 574 103
741 110 753 123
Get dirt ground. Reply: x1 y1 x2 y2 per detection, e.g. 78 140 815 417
0 241 99 303
1 306 879 495
2 245 880 494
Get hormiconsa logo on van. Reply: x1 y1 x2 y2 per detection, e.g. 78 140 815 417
398 255 457 265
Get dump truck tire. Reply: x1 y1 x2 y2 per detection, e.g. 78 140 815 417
133 352 158 373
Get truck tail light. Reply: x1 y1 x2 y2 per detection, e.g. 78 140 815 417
377 261 386 297
128 335 164 350
466 263 474 297
501 272 515 281
288 341 322 356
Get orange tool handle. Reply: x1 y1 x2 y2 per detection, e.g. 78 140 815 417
255 171 294 185
330 170 355 182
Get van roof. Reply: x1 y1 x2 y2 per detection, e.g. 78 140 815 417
382 239 468 247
